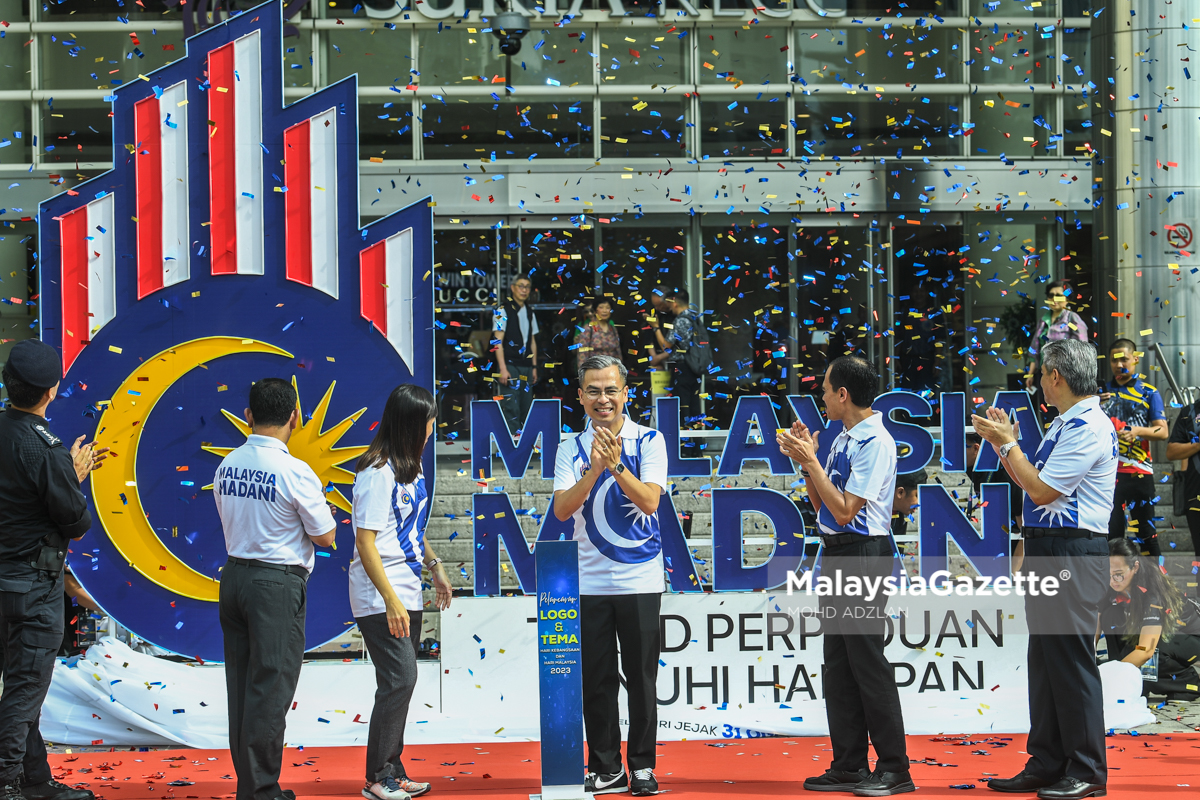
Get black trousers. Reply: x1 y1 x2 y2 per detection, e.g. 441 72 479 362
1022 535 1108 785
1108 631 1200 696
1186 509 1200 566
358 611 422 784
0 569 62 787
580 593 661 774
499 366 535 435
670 364 701 427
820 536 908 775
219 560 308 800
1108 472 1159 557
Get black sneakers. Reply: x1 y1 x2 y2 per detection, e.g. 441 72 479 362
630 769 657 796
585 770 628 795
804 768 872 792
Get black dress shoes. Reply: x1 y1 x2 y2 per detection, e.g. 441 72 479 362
989 771 1056 793
21 781 95 800
1036 777 1106 799
852 771 916 797
803 768 871 792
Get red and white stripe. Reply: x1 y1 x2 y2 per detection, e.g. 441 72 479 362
207 30 263 277
284 107 339 298
360 228 414 373
59 194 116 374
134 80 189 298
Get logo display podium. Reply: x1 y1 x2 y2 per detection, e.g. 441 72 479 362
531 540 588 800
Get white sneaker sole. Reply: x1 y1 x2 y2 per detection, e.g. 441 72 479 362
362 788 411 800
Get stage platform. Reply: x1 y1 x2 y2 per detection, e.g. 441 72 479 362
49 734 1200 799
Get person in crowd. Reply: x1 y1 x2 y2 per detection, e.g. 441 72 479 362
1101 538 1200 700
553 355 668 797
1099 339 1168 556
967 431 1026 568
649 289 700 429
349 384 453 800
0 339 105 800
493 275 539 434
214 379 336 800
891 467 926 541
778 356 913 797
1166 394 1200 557
1026 281 1089 424
574 298 623 363
973 338 1115 800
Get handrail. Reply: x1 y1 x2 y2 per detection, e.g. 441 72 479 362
1151 342 1195 408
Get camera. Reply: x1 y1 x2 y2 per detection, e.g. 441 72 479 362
491 11 531 57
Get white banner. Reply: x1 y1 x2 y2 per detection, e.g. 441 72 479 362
40 595 1155 746
441 594 1156 740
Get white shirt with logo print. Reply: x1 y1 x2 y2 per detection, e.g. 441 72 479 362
1023 395 1117 533
348 465 429 617
553 417 669 596
213 434 332 572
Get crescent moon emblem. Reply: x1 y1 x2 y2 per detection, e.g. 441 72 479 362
592 475 652 549
90 336 294 603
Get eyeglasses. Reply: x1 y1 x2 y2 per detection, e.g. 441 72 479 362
1110 571 1127 583
583 387 625 399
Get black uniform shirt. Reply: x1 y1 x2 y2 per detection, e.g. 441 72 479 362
0 409 92 566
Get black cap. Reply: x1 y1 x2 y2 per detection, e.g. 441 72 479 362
6 339 62 389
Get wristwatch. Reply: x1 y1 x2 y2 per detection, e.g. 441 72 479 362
426 557 443 569
614 462 626 475
998 441 1018 460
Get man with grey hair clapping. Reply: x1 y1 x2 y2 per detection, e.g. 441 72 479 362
972 338 1116 800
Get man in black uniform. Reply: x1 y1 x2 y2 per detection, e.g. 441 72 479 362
0 339 104 800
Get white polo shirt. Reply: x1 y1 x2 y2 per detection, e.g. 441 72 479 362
1024 395 1118 533
213 434 333 572
553 417 669 596
348 466 429 617
816 411 897 538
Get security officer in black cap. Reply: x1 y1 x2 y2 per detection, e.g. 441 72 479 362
0 339 106 800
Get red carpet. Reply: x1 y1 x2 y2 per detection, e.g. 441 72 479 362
50 735 1200 799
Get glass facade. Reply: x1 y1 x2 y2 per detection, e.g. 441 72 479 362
0 0 1100 437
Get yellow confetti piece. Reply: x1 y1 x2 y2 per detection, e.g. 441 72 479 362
1140 329 1154 336
108 345 123 354
326 356 336 362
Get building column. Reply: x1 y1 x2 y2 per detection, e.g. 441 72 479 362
1092 0 1200 393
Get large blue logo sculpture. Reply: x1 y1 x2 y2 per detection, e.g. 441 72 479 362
38 1 432 662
